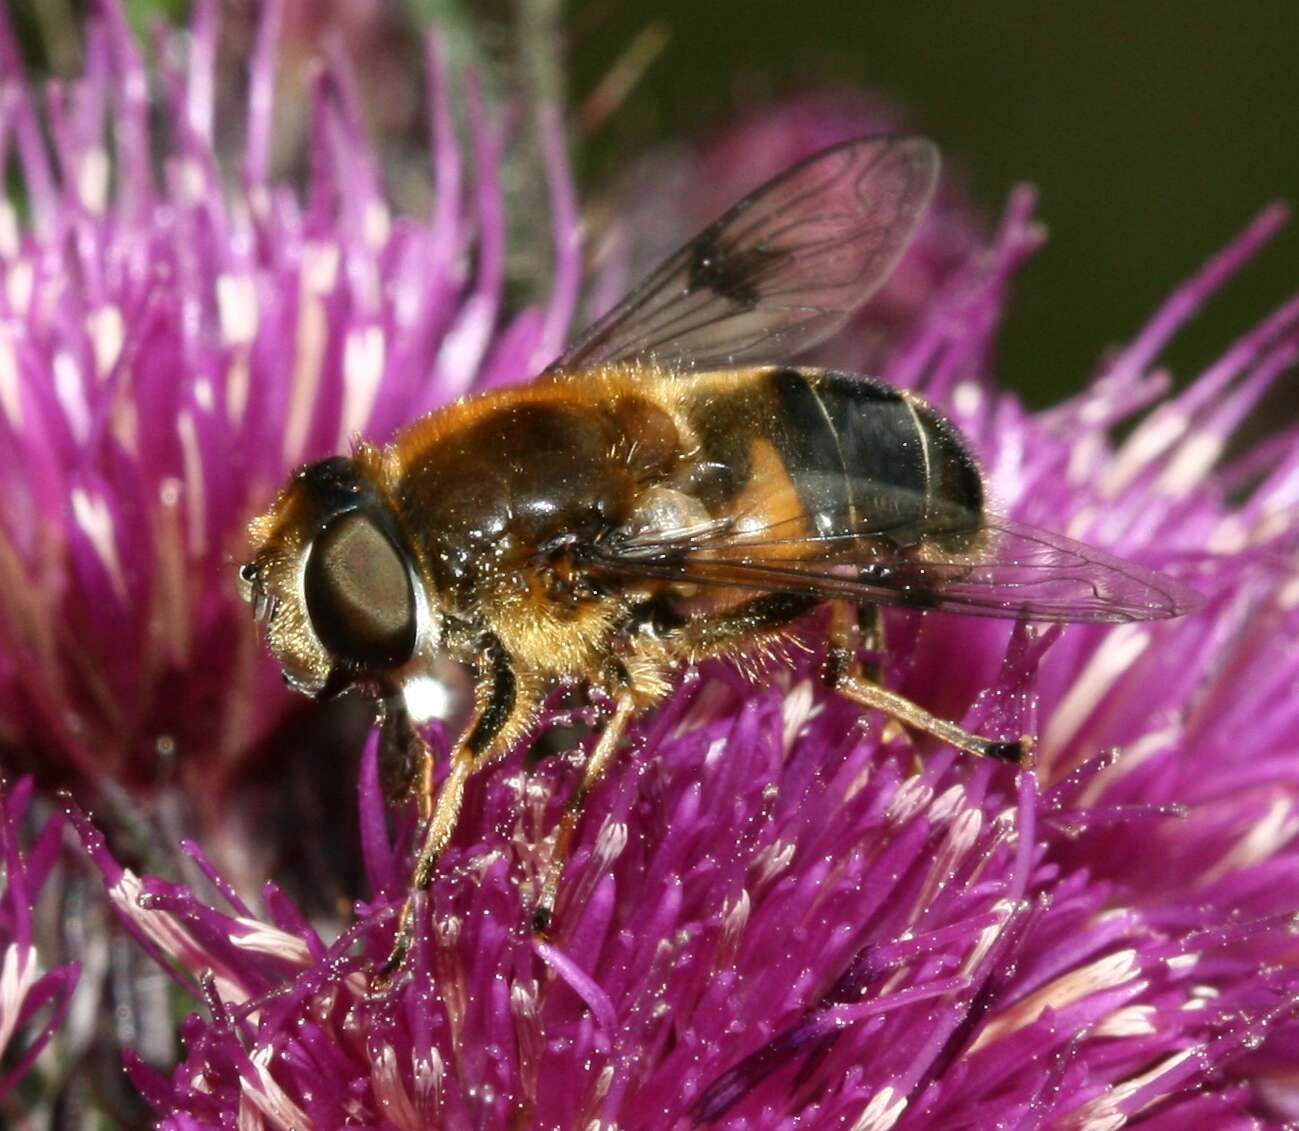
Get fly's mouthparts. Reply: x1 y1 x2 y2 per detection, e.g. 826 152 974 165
252 591 279 625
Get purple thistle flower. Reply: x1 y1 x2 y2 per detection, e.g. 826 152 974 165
66 187 1299 1127
3 3 1299 1129
0 780 79 1103
0 0 579 827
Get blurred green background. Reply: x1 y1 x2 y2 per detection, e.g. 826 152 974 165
569 2 1299 406
10 0 1298 406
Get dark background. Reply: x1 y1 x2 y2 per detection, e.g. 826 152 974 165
13 0 1299 406
566 1 1299 405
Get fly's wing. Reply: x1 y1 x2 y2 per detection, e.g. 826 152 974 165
584 486 1204 624
547 136 939 373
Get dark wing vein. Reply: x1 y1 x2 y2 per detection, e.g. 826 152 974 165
588 505 1203 624
546 136 940 373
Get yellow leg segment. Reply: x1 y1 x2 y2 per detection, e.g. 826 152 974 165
533 693 638 933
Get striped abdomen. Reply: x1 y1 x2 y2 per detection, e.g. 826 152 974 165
684 368 985 554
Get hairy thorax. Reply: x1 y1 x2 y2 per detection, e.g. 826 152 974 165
384 372 691 679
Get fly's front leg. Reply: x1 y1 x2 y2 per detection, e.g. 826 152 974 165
824 601 1032 766
374 635 539 988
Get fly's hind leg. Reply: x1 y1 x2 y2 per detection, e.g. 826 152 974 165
825 601 1032 766
532 591 820 935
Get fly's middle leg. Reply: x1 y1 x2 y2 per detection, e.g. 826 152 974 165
532 691 638 935
534 591 821 936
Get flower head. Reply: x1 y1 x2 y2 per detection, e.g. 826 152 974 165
0 0 581 853
0 780 79 1104
5 3 1299 1129
72 167 1299 1131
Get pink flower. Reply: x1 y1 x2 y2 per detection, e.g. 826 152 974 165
0 780 78 1103
0 0 579 857
3 3 1299 1128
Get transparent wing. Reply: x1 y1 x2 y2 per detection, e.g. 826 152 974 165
585 498 1203 625
548 136 939 372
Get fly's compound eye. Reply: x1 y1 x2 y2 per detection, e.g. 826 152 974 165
304 511 417 669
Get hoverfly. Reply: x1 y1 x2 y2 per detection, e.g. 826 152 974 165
238 137 1202 982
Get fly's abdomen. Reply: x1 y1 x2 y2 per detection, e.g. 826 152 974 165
768 369 984 551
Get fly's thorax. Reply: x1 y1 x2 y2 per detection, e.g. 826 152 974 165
240 455 439 700
388 380 688 592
